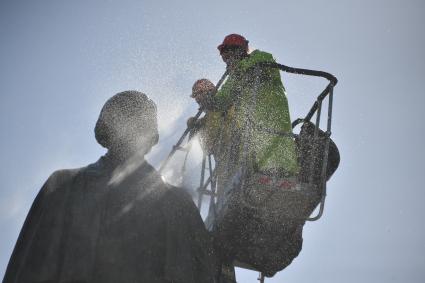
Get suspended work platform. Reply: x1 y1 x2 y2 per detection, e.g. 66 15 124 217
159 62 339 282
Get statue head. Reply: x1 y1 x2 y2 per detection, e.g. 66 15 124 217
95 91 159 159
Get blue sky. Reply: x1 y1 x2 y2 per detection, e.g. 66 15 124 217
1 0 424 282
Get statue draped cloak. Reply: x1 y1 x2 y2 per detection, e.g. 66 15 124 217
3 155 214 283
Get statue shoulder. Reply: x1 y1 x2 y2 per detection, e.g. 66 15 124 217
42 167 84 194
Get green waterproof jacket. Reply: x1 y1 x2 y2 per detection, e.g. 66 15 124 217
210 50 299 176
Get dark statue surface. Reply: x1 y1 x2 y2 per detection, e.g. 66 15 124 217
3 91 214 283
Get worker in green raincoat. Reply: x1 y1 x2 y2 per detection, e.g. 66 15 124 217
193 34 299 178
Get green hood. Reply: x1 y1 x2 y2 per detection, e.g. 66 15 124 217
238 50 275 72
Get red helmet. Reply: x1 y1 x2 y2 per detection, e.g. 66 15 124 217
217 34 249 54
